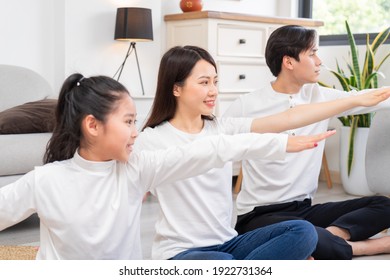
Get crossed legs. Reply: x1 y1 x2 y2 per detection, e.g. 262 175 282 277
235 195 390 259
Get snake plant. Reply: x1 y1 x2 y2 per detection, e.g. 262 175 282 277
320 21 390 176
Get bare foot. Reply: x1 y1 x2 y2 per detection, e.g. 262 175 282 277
348 235 390 256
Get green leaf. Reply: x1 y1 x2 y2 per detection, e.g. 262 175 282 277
347 117 359 176
371 26 390 54
330 70 350 91
376 52 390 72
338 116 349 126
317 81 333 88
373 75 378 88
362 34 374 85
349 75 357 88
345 21 362 89
363 72 379 89
336 61 345 75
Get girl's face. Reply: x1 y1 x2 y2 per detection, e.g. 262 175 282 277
291 46 322 84
98 94 138 162
175 59 218 117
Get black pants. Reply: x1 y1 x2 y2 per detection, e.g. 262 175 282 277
235 196 390 259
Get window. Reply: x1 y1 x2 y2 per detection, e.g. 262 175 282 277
298 0 390 46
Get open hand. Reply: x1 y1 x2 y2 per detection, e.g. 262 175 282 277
358 87 390 107
286 130 336 152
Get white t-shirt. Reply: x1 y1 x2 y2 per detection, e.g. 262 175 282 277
135 117 289 260
0 132 287 259
224 82 390 215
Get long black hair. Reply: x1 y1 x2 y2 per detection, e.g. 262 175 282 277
142 45 217 130
44 73 129 163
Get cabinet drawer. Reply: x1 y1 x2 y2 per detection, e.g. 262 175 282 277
217 24 267 58
217 61 273 93
166 21 208 49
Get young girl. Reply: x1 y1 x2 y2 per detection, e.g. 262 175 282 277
136 45 390 260
0 73 332 260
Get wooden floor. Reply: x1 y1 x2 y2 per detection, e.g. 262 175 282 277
1 181 389 260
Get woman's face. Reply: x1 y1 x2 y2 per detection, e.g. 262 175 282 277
174 59 218 117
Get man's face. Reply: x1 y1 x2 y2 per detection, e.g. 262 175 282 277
292 46 322 84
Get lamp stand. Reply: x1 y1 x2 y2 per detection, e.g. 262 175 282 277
113 42 145 95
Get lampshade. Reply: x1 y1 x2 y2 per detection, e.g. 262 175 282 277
114 8 153 42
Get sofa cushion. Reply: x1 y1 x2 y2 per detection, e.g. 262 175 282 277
0 65 54 112
0 133 52 177
0 99 57 134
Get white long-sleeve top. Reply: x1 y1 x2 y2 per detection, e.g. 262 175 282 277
223 82 390 215
0 132 287 259
135 118 288 260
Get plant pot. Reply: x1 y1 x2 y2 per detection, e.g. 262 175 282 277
180 0 203 12
339 126 374 196
365 110 390 195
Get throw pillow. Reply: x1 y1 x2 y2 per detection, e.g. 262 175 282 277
0 99 57 134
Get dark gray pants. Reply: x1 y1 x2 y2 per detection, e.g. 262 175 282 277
235 196 390 259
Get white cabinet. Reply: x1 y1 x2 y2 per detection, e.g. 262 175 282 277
165 11 323 116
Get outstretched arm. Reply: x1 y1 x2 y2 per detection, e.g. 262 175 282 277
251 87 390 133
286 129 336 152
137 130 336 190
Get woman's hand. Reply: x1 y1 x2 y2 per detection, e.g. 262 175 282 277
286 130 336 152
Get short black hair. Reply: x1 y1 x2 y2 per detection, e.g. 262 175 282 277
265 25 317 77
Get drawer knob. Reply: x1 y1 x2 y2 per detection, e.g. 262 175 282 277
239 39 246 44
239 74 246 80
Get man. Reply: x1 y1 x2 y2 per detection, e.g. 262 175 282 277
223 25 390 259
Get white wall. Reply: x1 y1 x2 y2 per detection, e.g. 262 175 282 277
0 0 60 93
0 0 162 96
63 0 163 98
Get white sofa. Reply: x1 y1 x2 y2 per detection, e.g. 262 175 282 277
0 65 55 187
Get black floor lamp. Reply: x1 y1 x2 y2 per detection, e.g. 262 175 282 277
113 7 153 95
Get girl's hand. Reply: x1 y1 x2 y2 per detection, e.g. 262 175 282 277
286 130 336 152
357 87 390 107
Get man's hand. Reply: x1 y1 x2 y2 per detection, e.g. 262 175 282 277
358 87 390 107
